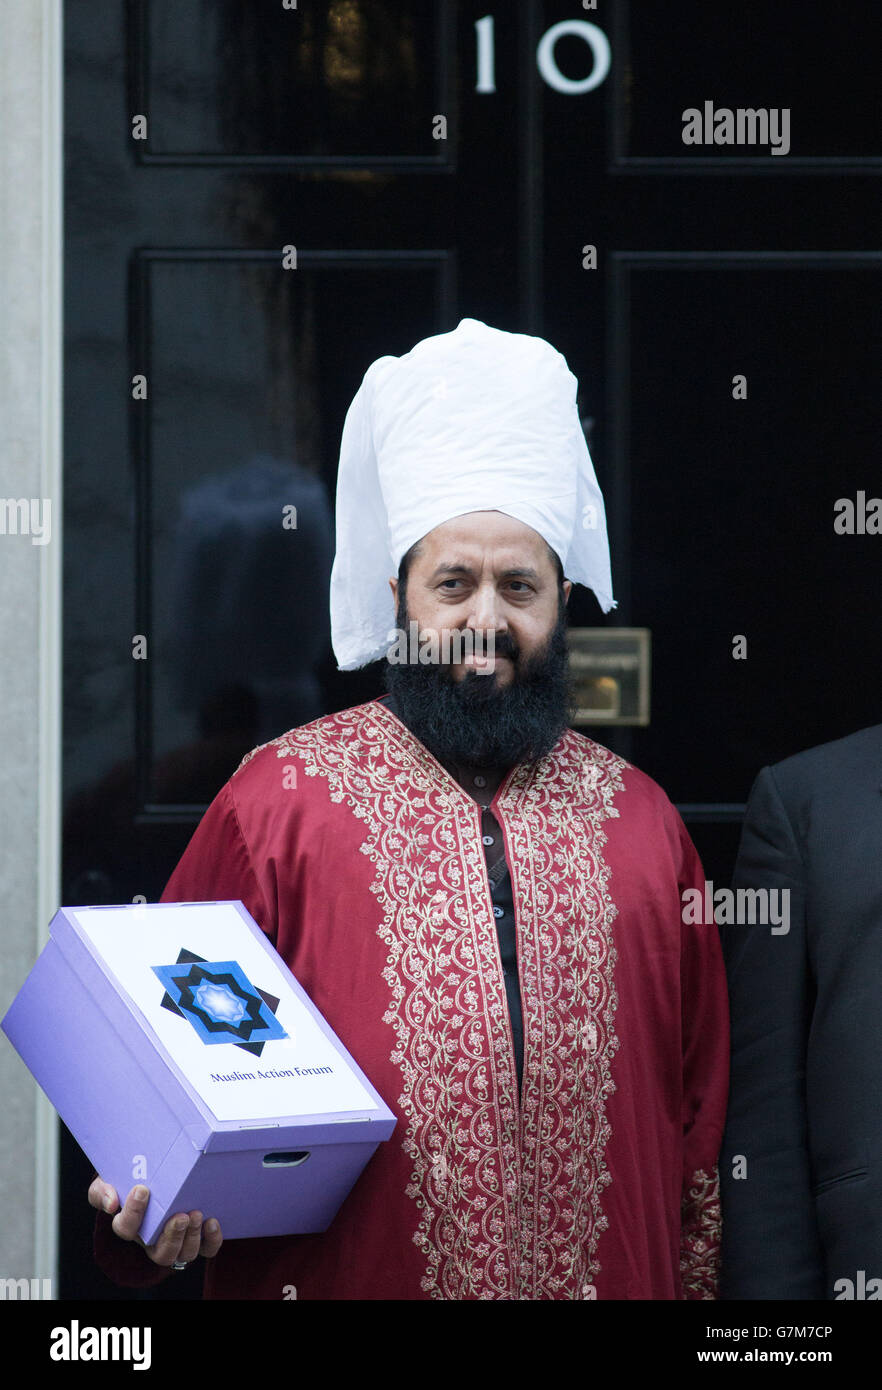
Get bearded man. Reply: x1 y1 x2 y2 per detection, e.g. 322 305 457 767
91 318 728 1299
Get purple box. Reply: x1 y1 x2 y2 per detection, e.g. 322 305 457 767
2 901 396 1243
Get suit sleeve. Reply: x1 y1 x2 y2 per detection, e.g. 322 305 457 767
677 817 729 1300
719 765 824 1298
93 778 271 1289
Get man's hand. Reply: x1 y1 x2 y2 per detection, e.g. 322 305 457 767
88 1178 223 1267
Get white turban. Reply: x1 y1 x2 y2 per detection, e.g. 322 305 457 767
330 317 615 670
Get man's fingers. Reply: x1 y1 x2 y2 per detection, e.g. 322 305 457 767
200 1219 223 1260
148 1211 220 1267
87 1176 119 1214
111 1184 151 1241
147 1212 190 1266
94 1178 221 1268
176 1212 204 1264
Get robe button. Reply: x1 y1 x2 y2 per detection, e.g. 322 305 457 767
474 774 487 787
482 834 494 846
493 905 504 918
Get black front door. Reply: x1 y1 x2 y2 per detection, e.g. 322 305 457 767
63 1 882 1297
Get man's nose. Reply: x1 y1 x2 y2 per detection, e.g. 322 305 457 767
467 584 506 638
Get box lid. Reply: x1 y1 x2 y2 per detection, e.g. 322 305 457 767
56 901 396 1139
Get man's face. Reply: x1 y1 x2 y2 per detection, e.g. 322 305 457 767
384 511 573 768
388 511 571 687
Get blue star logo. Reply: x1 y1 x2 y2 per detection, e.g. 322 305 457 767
193 979 248 1026
152 956 287 1049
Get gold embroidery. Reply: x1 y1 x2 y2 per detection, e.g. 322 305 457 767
248 700 625 1299
502 742 623 1297
680 1166 721 1299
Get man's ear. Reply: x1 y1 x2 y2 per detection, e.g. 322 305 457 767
563 579 572 604
389 577 398 603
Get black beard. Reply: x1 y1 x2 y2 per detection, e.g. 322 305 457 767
384 596 573 768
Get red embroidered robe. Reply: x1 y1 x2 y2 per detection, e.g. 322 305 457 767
95 697 727 1299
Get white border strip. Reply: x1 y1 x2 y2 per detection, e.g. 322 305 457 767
34 0 63 1294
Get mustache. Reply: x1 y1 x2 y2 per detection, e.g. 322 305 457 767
403 625 520 664
455 629 518 663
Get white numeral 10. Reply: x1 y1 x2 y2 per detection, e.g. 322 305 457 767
475 15 611 95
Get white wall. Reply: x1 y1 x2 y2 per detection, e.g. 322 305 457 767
0 0 62 1290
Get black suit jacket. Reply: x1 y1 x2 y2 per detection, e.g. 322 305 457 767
721 723 882 1299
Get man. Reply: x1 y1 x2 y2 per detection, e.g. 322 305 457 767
720 724 882 1299
91 318 728 1299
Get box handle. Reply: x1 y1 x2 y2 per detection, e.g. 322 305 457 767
262 1150 310 1167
